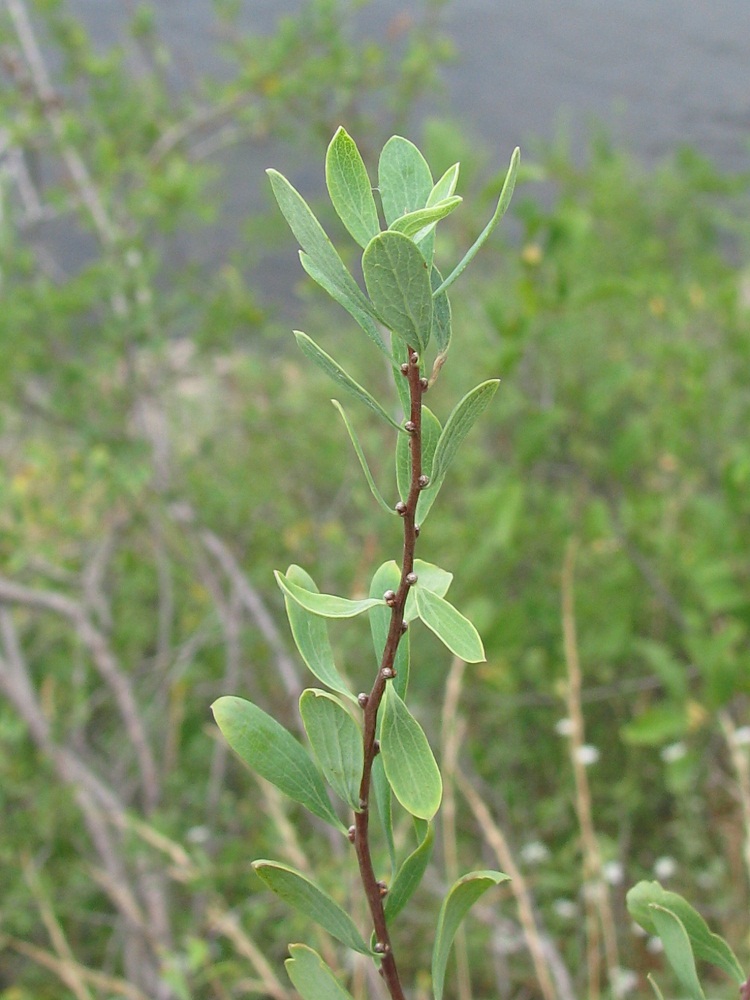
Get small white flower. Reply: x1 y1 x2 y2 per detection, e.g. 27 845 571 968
520 840 550 865
602 860 624 885
660 741 687 763
552 898 578 919
646 936 664 954
555 717 574 736
574 744 600 766
611 967 639 998
733 726 750 746
653 856 677 880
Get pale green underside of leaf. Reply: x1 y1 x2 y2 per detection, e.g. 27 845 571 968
283 565 356 703
384 822 435 922
388 196 462 242
428 379 500 492
414 586 485 662
432 146 520 297
267 168 377 320
626 881 745 983
430 265 452 358
253 861 371 954
404 560 453 622
378 135 433 226
294 331 404 433
362 231 433 352
380 683 442 820
211 696 344 830
299 688 363 812
432 871 510 1000
427 163 460 206
325 126 380 249
285 944 355 1000
395 406 442 519
650 905 706 1000
369 560 410 699
276 569 385 618
299 251 390 358
331 401 395 516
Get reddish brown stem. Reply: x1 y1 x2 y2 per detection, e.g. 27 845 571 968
353 347 424 1000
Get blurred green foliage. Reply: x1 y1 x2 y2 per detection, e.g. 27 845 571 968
0 1 749 998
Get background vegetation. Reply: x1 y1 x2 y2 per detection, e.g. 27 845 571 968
0 1 749 998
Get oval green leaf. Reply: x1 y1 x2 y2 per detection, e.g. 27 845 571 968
285 944 355 1000
380 683 442 821
211 696 344 830
414 586 485 663
403 559 453 623
253 861 370 954
378 135 433 226
294 331 404 433
299 689 363 812
275 569 385 619
325 126 380 249
432 870 510 1000
432 146 520 297
626 881 745 983
371 754 396 874
650 905 706 1000
389 196 462 243
362 231 433 352
267 169 376 319
331 401 395 516
282 565 356 703
430 380 500 489
384 822 435 922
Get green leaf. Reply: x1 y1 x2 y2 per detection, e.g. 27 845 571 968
253 861 370 954
404 560 453 623
430 380 500 489
650 905 706 1000
299 252 390 358
391 338 412 421
275 569 385 619
369 561 409 699
378 135 433 226
433 146 520 297
384 822 435 922
294 331 404 433
626 881 745 983
325 127 380 249
282 565 356 703
395 405 442 506
380 683 442 820
430 266 452 357
331 401 395 516
299 689 363 812
371 754 396 874
285 944 355 1000
389 196 462 242
647 974 667 1000
267 169 376 319
211 696 344 830
427 163 460 206
432 871 510 1000
414 586 485 663
362 231 433 352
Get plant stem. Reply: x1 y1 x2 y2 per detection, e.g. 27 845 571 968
353 347 423 1000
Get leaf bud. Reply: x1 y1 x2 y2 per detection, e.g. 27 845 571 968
400 620 409 633
400 363 409 375
420 377 429 390
359 797 368 810
382 666 396 679
418 474 430 488
404 420 417 433
357 692 369 708
383 589 397 606
415 524 421 537
348 825 356 842
410 352 419 365
374 942 387 954
394 500 407 515
405 572 418 586
377 880 388 897
373 739 381 755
